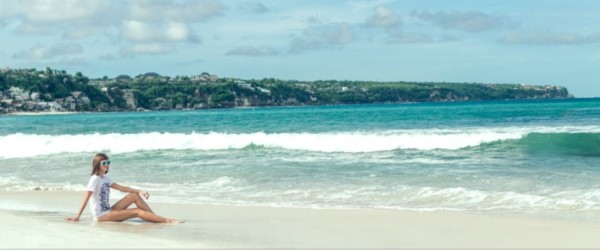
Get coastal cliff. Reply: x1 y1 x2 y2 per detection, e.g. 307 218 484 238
0 67 572 113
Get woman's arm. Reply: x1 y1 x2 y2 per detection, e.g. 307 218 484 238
65 191 92 222
111 182 149 199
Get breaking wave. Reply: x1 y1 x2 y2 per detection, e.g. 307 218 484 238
1 126 599 158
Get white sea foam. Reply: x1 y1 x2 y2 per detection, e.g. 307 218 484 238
147 184 600 212
0 130 513 158
3 174 600 212
2 126 599 158
0 176 85 192
109 178 600 212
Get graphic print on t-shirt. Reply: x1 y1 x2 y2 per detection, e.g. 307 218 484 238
99 181 111 212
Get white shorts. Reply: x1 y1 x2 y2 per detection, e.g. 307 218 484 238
93 210 112 222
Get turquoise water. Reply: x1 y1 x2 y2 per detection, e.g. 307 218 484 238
1 99 600 217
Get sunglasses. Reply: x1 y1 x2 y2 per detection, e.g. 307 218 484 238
100 160 111 166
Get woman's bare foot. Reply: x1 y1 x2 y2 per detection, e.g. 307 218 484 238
165 219 184 224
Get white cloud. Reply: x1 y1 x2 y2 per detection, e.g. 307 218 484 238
238 2 269 14
226 46 278 56
14 0 116 23
362 6 440 44
0 1 229 60
166 23 191 41
15 22 54 36
365 6 401 29
2 0 123 38
122 20 198 43
62 27 107 40
0 0 10 19
413 11 515 33
13 43 83 60
1 0 224 62
129 0 226 22
290 23 355 54
120 43 176 55
501 32 600 45
347 0 399 12
386 29 435 44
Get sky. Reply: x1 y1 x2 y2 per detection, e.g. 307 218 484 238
0 0 599 97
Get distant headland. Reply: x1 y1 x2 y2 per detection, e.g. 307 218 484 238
0 67 572 114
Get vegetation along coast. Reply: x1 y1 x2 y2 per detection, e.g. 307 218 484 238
0 67 572 114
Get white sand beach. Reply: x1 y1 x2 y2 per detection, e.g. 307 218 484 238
1 191 600 248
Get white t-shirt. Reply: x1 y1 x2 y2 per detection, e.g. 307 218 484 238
86 175 113 218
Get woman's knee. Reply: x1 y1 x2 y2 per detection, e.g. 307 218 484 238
133 208 146 216
127 192 140 200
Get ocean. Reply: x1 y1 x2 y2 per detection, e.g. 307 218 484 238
1 99 600 219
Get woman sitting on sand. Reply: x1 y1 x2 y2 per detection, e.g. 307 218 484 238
66 153 183 223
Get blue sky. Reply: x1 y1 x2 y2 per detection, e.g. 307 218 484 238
1 0 599 97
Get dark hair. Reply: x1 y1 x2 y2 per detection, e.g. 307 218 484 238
91 153 109 175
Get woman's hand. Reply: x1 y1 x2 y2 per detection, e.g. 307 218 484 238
65 216 80 222
138 190 150 200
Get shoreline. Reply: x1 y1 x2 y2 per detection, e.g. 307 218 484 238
4 111 80 116
3 97 597 117
2 191 600 248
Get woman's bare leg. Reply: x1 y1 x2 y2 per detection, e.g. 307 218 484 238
111 192 154 213
99 208 181 223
